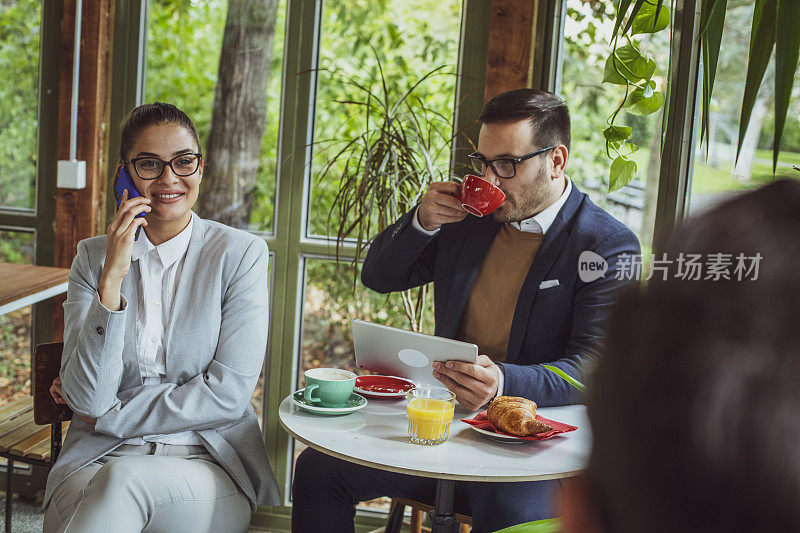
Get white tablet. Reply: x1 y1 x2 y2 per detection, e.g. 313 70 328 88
351 319 478 388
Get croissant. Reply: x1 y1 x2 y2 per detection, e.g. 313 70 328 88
487 396 552 436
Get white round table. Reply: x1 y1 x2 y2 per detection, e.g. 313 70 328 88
279 395 590 532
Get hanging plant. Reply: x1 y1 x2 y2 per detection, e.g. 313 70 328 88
605 0 800 191
602 0 670 192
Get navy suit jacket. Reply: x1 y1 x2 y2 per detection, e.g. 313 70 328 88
361 182 640 406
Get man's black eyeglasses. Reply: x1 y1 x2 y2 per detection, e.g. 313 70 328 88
468 146 557 179
127 153 203 180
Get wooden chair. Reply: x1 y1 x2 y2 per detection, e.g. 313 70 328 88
382 497 471 533
0 342 71 533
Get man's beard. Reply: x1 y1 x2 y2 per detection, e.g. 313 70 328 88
491 175 552 223
491 200 519 223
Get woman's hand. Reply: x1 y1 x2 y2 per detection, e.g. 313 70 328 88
50 377 67 405
99 189 150 310
50 377 97 426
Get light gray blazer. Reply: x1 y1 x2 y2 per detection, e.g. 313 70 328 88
44 213 280 510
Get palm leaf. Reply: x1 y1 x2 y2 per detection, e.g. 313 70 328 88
621 0 648 37
612 0 633 42
652 0 666 33
612 0 668 42
698 0 727 152
772 0 800 172
736 0 776 164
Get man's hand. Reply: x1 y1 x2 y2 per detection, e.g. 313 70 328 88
417 181 468 231
432 355 500 410
50 377 97 426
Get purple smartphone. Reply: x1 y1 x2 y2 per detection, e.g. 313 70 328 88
113 164 145 240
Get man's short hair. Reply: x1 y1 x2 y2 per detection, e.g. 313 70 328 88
479 89 571 151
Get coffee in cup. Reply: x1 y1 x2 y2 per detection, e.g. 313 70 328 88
303 368 356 407
460 174 506 217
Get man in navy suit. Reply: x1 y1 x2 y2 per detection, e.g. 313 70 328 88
292 89 640 533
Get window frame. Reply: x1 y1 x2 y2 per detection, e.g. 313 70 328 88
0 1 61 346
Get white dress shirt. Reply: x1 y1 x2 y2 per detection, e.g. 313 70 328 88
124 217 202 445
411 177 573 398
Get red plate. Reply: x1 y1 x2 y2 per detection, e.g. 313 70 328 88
354 375 415 398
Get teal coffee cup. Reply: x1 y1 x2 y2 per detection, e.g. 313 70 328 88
303 368 356 407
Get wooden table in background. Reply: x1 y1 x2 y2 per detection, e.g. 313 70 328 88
0 262 70 316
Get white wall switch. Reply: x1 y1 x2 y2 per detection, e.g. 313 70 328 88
57 159 87 189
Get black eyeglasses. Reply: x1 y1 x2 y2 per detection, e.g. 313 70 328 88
468 146 556 179
127 153 203 180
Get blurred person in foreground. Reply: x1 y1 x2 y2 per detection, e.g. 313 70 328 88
560 178 800 533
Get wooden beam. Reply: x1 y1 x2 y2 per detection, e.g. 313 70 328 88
52 0 113 341
483 0 537 102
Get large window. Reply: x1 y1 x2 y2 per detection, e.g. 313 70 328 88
688 2 800 214
0 0 41 209
289 0 462 513
0 0 43 410
145 0 285 234
307 0 461 238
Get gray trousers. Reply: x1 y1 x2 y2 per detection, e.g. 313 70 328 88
43 443 251 533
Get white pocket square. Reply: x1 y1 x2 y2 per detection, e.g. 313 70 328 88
539 279 560 290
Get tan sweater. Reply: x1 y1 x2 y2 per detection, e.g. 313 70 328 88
455 225 544 362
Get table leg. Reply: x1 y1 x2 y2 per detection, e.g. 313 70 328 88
430 478 459 533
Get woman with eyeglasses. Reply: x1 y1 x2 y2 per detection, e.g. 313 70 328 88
42 103 279 532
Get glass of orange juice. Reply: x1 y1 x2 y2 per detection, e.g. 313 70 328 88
406 388 455 445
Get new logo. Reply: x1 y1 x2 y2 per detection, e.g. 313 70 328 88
578 251 608 282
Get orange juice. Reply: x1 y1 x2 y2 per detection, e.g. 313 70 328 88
407 398 455 445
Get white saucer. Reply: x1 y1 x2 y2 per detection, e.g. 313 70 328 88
467 424 528 443
290 389 367 416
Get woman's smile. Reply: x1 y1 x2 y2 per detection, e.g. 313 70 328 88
150 190 186 203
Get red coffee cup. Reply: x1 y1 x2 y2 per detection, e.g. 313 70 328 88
460 174 506 217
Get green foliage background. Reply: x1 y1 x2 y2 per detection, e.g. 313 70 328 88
307 0 461 236
0 0 41 208
145 0 285 233
144 0 460 367
301 0 460 358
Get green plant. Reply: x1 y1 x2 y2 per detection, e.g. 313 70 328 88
315 53 456 332
542 364 586 393
602 1 671 192
493 518 561 533
700 0 800 173
606 0 800 189
0 0 41 209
